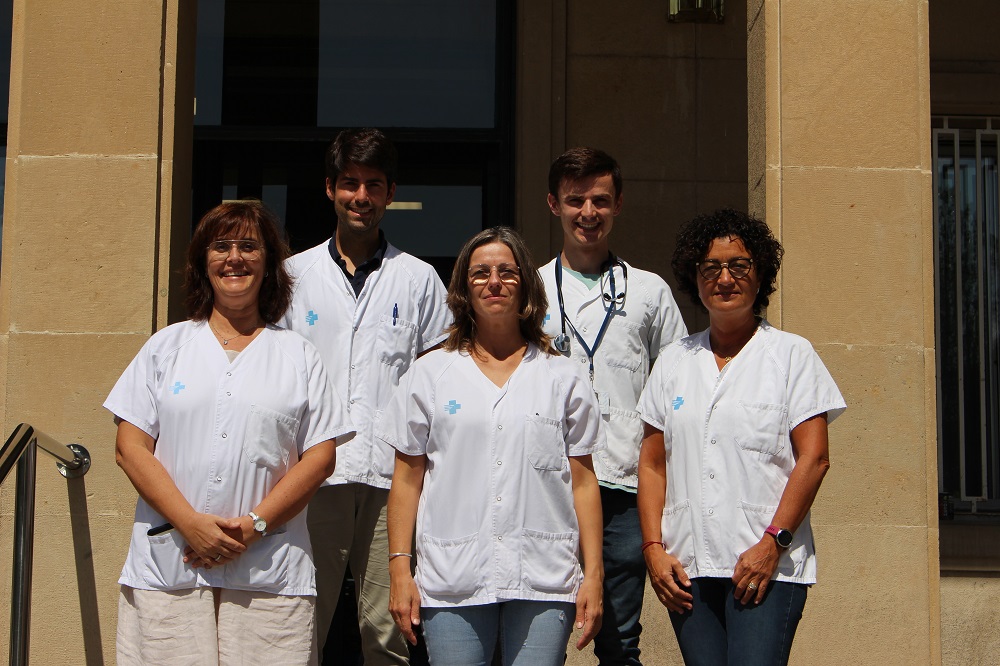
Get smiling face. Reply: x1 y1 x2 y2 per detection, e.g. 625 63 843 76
206 225 266 310
697 236 760 322
547 173 622 255
327 162 396 238
468 241 521 323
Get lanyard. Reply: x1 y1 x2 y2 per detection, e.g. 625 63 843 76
555 254 621 384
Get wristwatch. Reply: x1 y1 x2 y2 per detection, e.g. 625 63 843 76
764 525 793 548
249 511 268 537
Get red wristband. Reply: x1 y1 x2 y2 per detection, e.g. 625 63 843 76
640 540 664 553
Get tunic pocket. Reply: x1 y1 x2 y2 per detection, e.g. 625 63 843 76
143 529 197 589
662 500 695 568
525 414 566 471
243 404 299 473
521 529 579 594
374 317 417 408
735 401 787 456
735 500 778 559
416 532 482 596
224 531 289 590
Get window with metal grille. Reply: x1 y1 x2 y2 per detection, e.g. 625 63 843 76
933 116 1000 512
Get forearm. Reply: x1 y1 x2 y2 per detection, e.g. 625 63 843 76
250 440 336 534
637 425 667 545
115 421 198 530
771 414 831 532
570 455 604 580
387 452 425 556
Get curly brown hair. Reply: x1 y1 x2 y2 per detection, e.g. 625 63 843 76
184 200 293 323
444 227 553 354
671 208 784 317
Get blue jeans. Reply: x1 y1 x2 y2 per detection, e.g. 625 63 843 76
422 600 575 666
668 578 807 666
593 486 645 665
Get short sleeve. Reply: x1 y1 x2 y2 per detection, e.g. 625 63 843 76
297 341 356 453
647 278 688 361
787 342 847 430
415 270 452 353
637 354 669 433
375 360 433 456
563 365 606 457
103 341 160 439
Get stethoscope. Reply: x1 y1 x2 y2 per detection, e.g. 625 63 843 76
553 253 628 384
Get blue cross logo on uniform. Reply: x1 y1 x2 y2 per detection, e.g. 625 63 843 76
445 400 462 414
544 313 551 323
306 310 319 326
171 382 186 395
672 396 684 410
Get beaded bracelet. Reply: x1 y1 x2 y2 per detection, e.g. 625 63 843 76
640 540 664 554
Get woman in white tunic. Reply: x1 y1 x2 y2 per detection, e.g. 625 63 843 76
381 227 605 666
636 209 846 666
106 200 354 665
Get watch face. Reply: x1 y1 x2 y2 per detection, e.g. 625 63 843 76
253 517 267 533
776 529 793 548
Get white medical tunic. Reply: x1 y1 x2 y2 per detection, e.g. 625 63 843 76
541 257 687 488
104 321 354 596
375 345 605 607
637 321 846 584
282 241 451 489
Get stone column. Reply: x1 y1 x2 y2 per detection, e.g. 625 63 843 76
0 1 193 662
748 0 939 663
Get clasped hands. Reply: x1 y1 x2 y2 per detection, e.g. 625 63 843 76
178 512 260 569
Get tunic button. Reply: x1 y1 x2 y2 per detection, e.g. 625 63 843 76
222 433 228 439
351 364 356 370
226 392 231 397
497 536 503 541
497 461 502 466
711 438 717 444
708 509 715 515
710 473 715 479
498 425 503 430
226 372 232 377
216 476 222 482
496 496 501 502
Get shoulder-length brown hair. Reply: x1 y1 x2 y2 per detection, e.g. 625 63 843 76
444 226 552 354
183 200 293 323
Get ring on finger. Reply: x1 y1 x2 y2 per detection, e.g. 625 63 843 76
214 554 223 562
747 581 758 592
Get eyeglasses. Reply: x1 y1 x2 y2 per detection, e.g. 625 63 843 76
208 239 263 260
696 258 753 280
469 264 520 285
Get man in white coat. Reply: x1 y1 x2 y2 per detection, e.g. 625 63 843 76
282 128 451 664
540 147 688 666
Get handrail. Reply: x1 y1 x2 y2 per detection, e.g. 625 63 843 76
1 423 91 666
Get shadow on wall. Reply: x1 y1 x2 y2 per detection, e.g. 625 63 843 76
67 476 105 665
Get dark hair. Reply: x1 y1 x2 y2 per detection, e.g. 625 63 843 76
671 208 784 317
184 200 293 323
444 227 552 354
547 147 623 199
324 128 398 188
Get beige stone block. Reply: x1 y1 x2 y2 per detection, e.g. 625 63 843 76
11 0 164 156
25 511 127 664
613 179 697 288
4 155 160 334
0 333 7 429
777 0 928 169
794 523 935 665
696 58 749 183
940 574 1000 666
567 0 696 58
566 56 697 183
808 342 930 528
3 332 148 518
778 167 930 347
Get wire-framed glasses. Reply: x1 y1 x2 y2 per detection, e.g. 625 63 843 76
469 264 520 285
208 239 263 260
696 257 753 280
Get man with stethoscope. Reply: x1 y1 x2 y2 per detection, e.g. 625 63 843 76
541 147 687 666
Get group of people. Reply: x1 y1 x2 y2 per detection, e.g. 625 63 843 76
104 127 846 666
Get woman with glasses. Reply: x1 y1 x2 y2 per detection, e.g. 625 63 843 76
636 209 846 665
381 226 605 665
105 200 353 665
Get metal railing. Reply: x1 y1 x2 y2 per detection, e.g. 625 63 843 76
1 423 91 666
